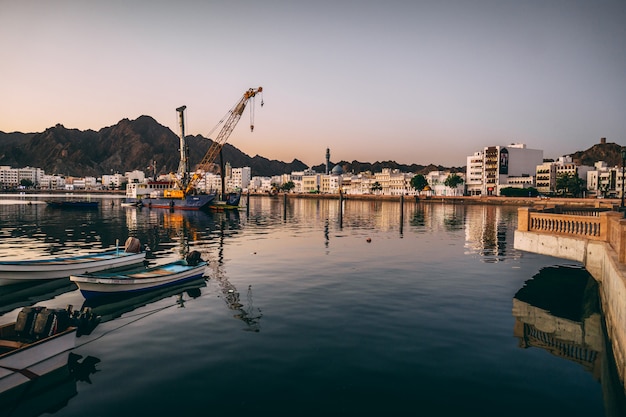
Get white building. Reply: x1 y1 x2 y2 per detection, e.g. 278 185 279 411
425 171 466 196
466 143 543 196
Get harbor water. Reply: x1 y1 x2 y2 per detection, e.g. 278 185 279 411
0 194 624 416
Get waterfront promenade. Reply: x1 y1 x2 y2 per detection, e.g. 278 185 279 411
514 204 626 393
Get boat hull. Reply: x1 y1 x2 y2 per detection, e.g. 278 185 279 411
0 327 76 393
71 261 207 299
126 193 215 211
0 250 146 285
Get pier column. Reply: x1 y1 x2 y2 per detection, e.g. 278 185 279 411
517 207 535 232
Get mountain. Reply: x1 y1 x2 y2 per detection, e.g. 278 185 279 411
0 116 307 177
568 140 624 168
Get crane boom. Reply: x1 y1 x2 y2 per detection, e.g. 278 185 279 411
184 87 263 194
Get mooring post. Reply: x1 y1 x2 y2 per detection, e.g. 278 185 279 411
400 195 404 234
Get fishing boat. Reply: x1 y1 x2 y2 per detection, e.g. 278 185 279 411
0 305 96 394
210 192 242 211
46 201 98 209
70 251 207 300
82 276 206 323
0 237 146 286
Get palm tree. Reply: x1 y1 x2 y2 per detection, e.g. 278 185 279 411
370 181 382 194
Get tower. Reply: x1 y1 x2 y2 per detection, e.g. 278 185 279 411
326 148 330 175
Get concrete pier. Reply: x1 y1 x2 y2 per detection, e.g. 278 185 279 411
514 206 626 391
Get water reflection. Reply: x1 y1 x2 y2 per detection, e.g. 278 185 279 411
513 265 626 414
0 351 99 417
82 277 206 324
0 279 77 315
208 213 262 332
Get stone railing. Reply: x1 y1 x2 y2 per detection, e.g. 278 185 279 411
518 207 626 262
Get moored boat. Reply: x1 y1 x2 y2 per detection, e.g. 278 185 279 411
0 237 146 286
124 182 215 211
70 251 207 300
0 305 96 394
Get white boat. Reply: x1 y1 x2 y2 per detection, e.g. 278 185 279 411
0 237 147 286
71 252 207 300
0 306 83 394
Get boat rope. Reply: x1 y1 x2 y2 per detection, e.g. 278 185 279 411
74 301 181 349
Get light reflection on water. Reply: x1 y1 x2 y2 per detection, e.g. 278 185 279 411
0 195 623 416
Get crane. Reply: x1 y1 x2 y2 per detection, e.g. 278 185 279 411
183 87 263 195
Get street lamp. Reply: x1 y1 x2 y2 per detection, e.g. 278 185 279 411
620 148 626 211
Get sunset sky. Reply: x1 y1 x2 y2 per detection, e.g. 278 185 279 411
1 0 625 168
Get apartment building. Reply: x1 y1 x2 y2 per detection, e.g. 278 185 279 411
466 143 543 196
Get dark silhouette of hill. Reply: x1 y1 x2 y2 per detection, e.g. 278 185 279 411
0 116 307 177
1 117 617 177
569 140 624 168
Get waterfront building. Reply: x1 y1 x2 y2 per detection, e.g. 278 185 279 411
466 143 543 196
342 172 374 195
231 167 251 191
40 174 66 190
425 171 466 196
302 170 321 193
125 170 146 184
535 156 594 195
102 173 125 189
0 165 44 188
465 152 484 196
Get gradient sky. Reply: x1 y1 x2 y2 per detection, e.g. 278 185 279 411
1 1 625 168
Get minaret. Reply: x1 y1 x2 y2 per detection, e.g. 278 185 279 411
326 148 330 175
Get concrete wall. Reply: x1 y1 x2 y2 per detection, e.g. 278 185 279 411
514 230 626 390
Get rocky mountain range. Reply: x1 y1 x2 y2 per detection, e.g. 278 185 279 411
0 116 620 177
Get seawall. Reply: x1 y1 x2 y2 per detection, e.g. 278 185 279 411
515 211 626 390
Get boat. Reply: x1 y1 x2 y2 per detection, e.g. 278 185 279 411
125 89 262 211
210 192 242 211
121 200 142 208
125 181 216 211
0 237 147 286
0 305 96 394
82 276 206 323
70 251 207 300
0 352 99 416
46 201 98 209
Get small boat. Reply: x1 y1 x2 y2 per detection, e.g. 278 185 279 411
70 251 207 300
46 201 99 209
121 200 142 208
0 305 96 394
82 276 206 323
0 237 146 286
210 192 242 211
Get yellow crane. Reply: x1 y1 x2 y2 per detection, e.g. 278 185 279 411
176 87 263 196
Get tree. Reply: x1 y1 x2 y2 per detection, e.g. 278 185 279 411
555 173 586 197
444 173 464 194
370 181 382 194
410 174 428 192
20 179 34 188
281 181 295 193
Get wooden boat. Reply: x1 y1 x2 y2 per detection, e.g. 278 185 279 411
46 201 99 209
70 251 207 300
0 305 90 394
82 277 206 323
0 237 146 286
210 192 242 211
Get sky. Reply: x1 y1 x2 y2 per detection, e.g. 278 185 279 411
1 0 625 168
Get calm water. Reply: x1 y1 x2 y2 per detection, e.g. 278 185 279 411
0 194 624 417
